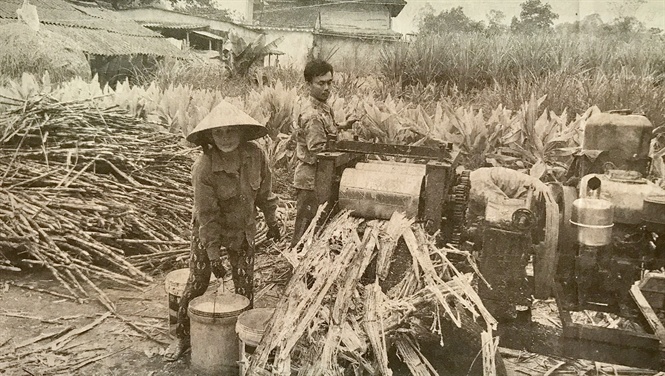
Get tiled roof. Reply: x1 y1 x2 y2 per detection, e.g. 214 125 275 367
244 24 312 32
119 5 242 27
44 23 182 56
141 22 208 30
317 27 402 40
0 0 182 56
254 0 407 23
253 6 318 29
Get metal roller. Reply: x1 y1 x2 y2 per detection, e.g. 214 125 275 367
354 161 427 176
338 163 425 220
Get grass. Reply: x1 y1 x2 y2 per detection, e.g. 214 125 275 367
381 32 665 89
379 31 665 128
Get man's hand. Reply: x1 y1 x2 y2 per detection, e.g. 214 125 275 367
267 223 281 242
338 117 359 130
210 258 226 279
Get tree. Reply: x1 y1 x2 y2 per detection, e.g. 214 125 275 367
581 13 604 32
610 0 647 19
413 3 436 31
102 0 237 21
510 0 559 33
104 0 152 9
648 27 663 35
417 6 485 34
105 0 215 10
179 4 239 22
604 16 645 34
556 13 604 34
486 9 507 34
606 0 646 34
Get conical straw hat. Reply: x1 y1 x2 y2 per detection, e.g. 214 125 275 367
186 99 267 145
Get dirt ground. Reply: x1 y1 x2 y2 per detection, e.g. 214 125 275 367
0 268 284 376
3 266 517 376
2 267 661 376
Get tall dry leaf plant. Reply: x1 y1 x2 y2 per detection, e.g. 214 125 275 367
498 94 586 181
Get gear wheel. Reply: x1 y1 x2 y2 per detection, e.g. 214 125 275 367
450 170 471 248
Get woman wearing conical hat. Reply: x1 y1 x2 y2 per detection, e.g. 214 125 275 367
165 100 281 361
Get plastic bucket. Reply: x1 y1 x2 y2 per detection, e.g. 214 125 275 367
236 308 275 375
164 268 218 336
236 308 274 346
189 293 250 376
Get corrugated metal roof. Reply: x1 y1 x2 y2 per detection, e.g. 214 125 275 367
192 30 226 40
0 0 182 57
118 6 245 29
254 0 407 22
142 22 208 30
70 4 126 20
41 19 162 37
254 7 319 29
265 47 285 55
43 23 182 56
0 0 72 13
317 28 401 41
245 24 313 33
0 1 80 21
331 0 406 17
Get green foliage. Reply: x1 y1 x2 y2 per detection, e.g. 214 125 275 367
511 0 559 33
227 34 284 77
105 0 215 10
496 94 589 179
605 16 645 34
181 5 238 22
417 6 485 35
486 10 508 35
380 32 665 127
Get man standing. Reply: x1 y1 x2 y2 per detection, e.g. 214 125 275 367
290 59 354 247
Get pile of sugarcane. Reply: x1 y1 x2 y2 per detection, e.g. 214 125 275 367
247 210 502 376
0 94 199 309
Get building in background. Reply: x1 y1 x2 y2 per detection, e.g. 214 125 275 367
117 0 408 71
0 0 182 87
251 0 406 71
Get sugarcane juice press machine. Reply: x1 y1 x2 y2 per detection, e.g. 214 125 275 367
314 137 467 245
314 137 542 316
551 110 665 369
313 138 520 373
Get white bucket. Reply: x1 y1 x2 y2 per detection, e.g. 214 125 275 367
189 293 250 376
236 308 275 375
164 268 217 336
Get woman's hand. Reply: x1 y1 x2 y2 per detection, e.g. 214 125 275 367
210 258 226 279
267 223 281 242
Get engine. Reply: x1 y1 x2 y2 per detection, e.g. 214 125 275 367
557 110 665 315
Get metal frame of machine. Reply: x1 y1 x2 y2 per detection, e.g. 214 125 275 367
314 138 465 242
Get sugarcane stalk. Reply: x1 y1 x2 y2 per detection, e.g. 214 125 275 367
70 259 148 288
1 96 198 298
72 270 115 313
8 281 80 302
62 268 89 298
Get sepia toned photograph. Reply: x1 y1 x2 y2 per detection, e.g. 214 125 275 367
1 0 664 375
